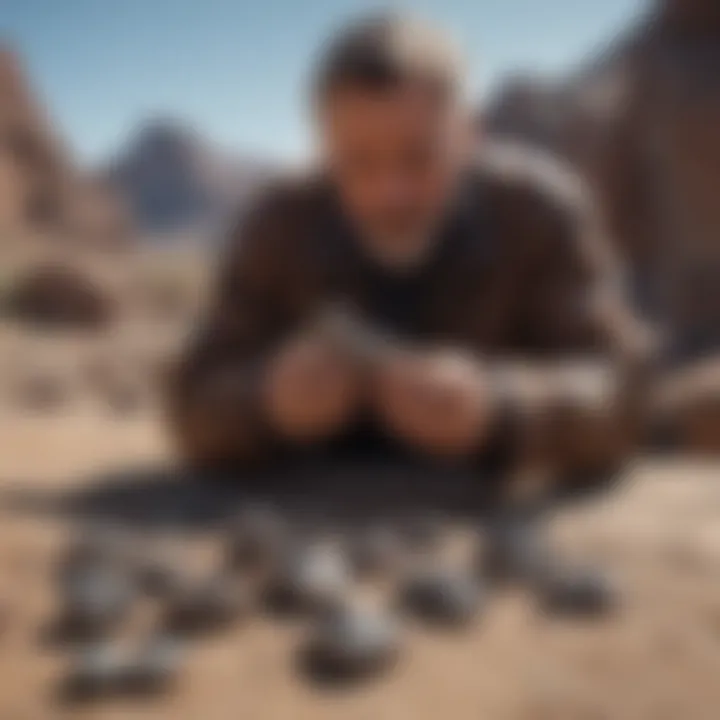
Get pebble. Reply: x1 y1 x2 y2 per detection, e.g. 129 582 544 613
536 567 617 617
62 636 183 701
262 543 351 617
300 602 401 683
226 504 288 573
478 514 547 583
399 567 484 627
165 575 251 634
59 567 134 639
346 526 404 578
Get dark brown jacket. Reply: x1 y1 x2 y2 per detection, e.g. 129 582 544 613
168 143 648 478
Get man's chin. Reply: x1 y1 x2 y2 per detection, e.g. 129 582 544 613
360 233 437 273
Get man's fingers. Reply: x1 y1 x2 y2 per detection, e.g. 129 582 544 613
288 339 344 381
373 350 492 456
263 330 363 441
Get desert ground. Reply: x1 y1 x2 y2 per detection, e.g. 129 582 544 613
1 411 720 720
0 247 718 720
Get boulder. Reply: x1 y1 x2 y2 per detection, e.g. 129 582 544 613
5 263 115 330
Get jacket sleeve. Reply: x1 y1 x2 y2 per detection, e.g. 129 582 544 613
166 189 299 469
494 174 656 485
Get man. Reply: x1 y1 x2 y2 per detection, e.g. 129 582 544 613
168 14 648 502
592 0 720 451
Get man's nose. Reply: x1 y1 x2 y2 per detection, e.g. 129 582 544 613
375 176 416 206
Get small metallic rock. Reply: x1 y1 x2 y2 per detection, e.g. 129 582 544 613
59 567 134 639
399 567 483 627
123 635 184 694
263 543 351 617
134 557 187 599
226 504 288 573
165 575 250 634
346 526 403 578
62 643 128 701
536 567 617 617
62 637 182 701
59 526 130 579
300 603 401 683
478 514 547 584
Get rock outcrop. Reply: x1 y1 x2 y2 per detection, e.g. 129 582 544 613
483 75 572 156
485 0 720 355
0 45 129 245
4 263 115 330
486 0 720 451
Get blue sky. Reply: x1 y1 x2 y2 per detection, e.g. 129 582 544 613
1 0 641 163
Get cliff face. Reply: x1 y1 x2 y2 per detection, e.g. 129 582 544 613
0 46 128 245
0 45 273 245
483 0 720 169
487 0 720 356
483 76 575 156
482 38 634 176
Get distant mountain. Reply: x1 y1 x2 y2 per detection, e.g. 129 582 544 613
105 120 278 237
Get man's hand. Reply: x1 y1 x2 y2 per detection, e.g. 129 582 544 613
263 331 362 442
373 349 493 457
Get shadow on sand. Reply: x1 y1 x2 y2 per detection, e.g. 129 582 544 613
0 454 508 534
0 435 618 535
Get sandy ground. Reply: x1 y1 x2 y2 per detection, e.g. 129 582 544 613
1 413 719 720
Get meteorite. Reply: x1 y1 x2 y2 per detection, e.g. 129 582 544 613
122 634 184 694
226 503 289 573
58 525 131 580
478 513 548 584
399 567 484 627
262 543 351 617
345 525 404 578
300 602 401 683
535 566 617 617
62 643 128 701
164 575 251 634
58 566 134 640
62 637 183 701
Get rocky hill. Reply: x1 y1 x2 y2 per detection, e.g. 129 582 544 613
0 45 128 246
105 120 277 238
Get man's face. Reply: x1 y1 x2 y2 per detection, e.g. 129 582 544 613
319 84 468 270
